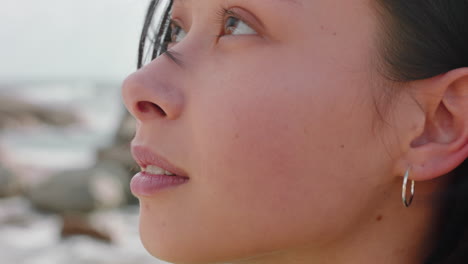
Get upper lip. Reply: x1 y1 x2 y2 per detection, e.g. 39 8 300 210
131 145 189 177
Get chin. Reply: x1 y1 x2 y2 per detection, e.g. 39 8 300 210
138 222 218 264
139 225 262 264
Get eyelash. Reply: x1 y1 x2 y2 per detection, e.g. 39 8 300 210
215 8 248 37
169 7 253 40
139 6 254 68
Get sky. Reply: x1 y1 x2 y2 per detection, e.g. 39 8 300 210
0 0 150 82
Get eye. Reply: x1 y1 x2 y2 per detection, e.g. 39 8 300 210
223 16 257 36
137 5 261 69
170 21 187 43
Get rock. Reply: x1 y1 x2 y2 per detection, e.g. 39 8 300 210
60 213 112 243
91 161 130 208
97 111 138 204
0 164 21 197
97 144 137 174
98 111 137 173
114 111 136 144
0 97 79 129
0 196 36 227
0 201 169 264
27 162 129 213
98 158 137 205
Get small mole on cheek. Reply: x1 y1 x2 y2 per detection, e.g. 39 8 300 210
340 144 345 149
333 32 337 36
234 133 239 139
376 215 383 222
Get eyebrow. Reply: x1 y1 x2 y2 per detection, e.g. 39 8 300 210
278 0 301 6
167 0 301 67
173 0 301 6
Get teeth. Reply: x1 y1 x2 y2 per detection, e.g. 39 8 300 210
145 165 164 175
144 165 176 176
164 170 176 176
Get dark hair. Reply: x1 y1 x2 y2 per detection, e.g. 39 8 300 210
373 1 468 263
137 0 173 69
137 1 468 263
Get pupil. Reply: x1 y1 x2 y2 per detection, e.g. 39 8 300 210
225 17 239 34
171 27 180 42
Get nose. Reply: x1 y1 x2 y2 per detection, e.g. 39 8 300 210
121 58 185 122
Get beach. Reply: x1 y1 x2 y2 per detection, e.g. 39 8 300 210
0 81 167 264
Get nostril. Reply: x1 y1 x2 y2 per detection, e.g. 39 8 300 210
137 101 167 117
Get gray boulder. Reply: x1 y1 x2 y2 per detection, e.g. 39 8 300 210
0 97 78 129
27 162 129 213
97 111 138 204
0 165 21 197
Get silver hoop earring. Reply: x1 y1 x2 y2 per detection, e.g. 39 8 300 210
402 167 415 207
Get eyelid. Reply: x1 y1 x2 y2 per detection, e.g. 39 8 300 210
170 18 186 32
223 7 264 35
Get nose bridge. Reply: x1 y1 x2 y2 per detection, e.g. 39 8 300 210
121 56 185 122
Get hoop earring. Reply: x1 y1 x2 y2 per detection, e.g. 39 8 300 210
402 167 415 207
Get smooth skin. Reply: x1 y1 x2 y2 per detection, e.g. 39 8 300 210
122 0 468 263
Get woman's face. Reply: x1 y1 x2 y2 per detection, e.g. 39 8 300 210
122 0 400 262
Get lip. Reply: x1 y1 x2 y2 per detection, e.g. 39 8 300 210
131 145 189 177
130 145 189 196
130 172 189 197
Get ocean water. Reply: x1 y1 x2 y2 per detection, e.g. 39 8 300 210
0 0 148 170
0 81 126 171
0 2 169 263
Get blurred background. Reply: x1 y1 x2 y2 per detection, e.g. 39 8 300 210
0 0 168 263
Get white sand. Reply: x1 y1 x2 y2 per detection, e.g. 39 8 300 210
0 197 169 264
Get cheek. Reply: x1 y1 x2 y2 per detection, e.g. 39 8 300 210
186 53 381 246
136 55 393 264
193 46 375 184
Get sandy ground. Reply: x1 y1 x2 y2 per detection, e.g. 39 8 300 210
0 196 169 264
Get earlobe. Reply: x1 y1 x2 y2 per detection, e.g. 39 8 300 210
399 68 468 181
404 140 468 182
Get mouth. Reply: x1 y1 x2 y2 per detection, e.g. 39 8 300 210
130 145 189 196
142 165 177 176
131 145 189 178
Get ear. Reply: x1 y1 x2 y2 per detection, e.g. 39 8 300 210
398 68 468 181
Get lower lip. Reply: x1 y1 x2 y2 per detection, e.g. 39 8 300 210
130 172 189 196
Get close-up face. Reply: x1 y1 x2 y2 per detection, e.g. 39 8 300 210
122 0 423 263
